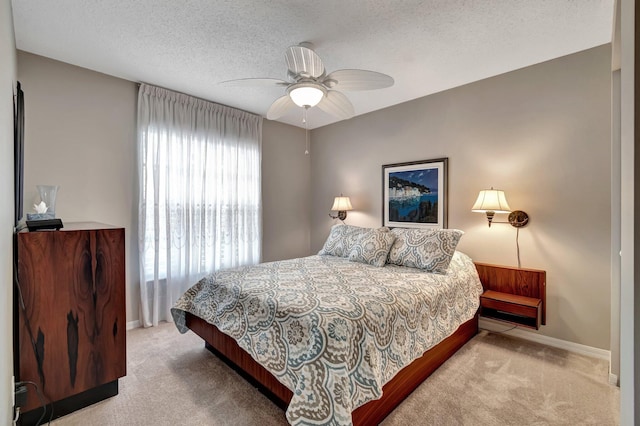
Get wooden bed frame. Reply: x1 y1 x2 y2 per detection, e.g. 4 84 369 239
185 312 478 425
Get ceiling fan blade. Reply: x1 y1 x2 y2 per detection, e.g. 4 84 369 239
323 69 394 91
316 91 354 120
285 44 325 79
219 78 289 87
266 95 296 120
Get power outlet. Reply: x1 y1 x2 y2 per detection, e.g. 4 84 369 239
14 383 28 410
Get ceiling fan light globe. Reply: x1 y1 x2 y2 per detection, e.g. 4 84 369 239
288 84 325 107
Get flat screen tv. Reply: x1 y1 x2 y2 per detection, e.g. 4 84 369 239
14 81 24 227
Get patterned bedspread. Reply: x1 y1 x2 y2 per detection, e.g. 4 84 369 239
172 251 483 426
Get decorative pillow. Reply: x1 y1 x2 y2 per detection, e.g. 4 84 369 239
347 228 396 267
387 228 464 274
318 224 372 257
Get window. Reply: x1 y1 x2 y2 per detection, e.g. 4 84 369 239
137 84 262 326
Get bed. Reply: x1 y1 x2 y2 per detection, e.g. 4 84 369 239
172 225 483 425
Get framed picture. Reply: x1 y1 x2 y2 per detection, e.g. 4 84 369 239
382 158 448 228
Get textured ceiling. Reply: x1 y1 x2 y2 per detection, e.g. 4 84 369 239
12 0 614 129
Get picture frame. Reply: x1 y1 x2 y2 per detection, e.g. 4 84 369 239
382 158 448 228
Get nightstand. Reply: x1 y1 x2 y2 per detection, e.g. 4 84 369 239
474 262 546 330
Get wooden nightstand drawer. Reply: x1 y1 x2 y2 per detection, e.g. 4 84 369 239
480 290 542 329
481 290 540 316
475 262 546 330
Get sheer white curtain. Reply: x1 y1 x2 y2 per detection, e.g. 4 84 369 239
137 83 262 327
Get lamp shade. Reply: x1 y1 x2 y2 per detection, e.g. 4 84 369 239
289 84 325 107
471 189 511 213
331 196 353 211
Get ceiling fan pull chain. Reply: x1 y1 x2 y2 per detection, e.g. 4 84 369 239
304 106 310 155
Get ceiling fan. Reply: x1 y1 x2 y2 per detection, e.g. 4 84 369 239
221 43 394 121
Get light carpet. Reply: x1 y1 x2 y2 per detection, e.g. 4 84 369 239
50 323 619 426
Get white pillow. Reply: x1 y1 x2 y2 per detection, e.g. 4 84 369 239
387 228 464 273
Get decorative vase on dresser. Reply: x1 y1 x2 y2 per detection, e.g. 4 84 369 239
15 222 126 425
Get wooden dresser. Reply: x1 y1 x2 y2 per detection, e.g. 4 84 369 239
15 222 126 425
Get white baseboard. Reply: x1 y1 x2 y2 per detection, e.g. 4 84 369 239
609 373 619 386
479 318 611 361
126 320 141 330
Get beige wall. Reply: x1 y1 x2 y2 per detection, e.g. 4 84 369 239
262 120 311 261
17 51 140 323
311 45 612 350
0 0 16 422
16 52 311 325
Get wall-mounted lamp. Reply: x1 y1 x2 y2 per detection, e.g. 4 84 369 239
329 195 353 221
472 188 529 228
